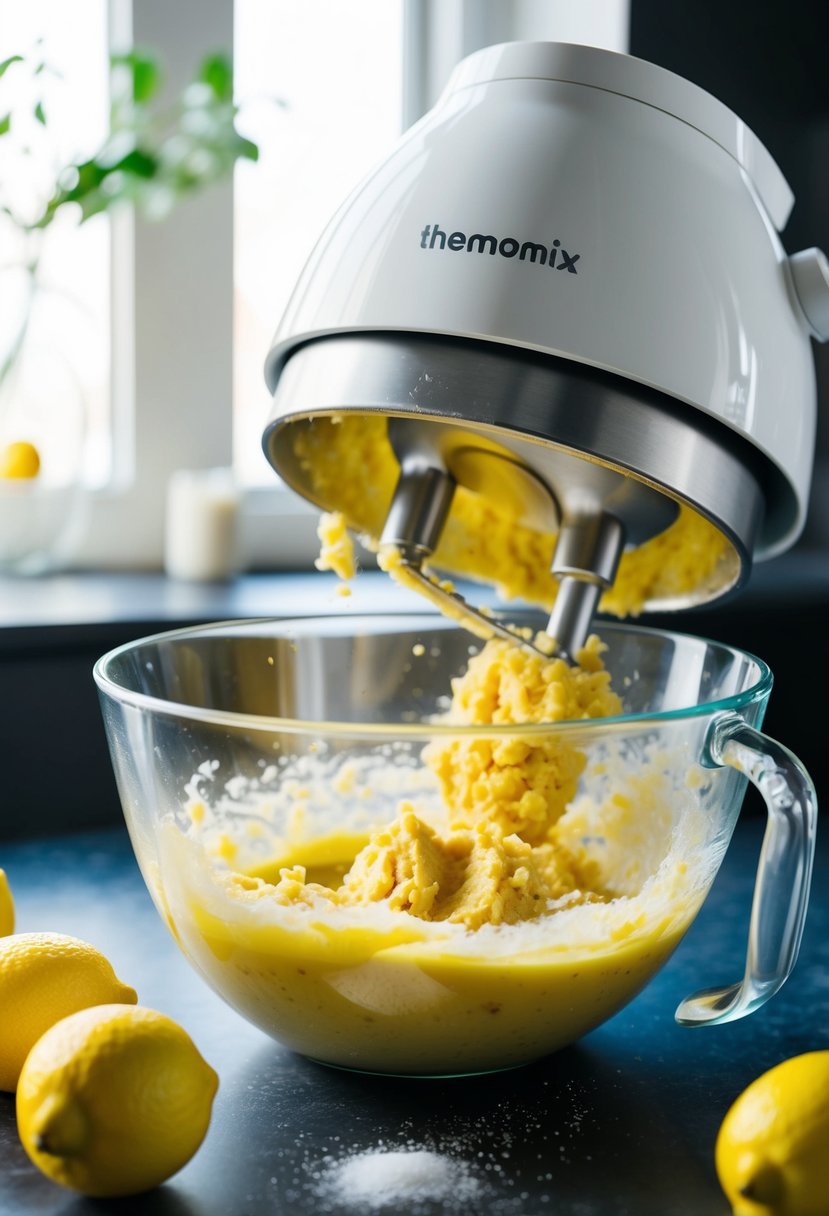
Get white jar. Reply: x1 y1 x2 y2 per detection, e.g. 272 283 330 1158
164 468 240 582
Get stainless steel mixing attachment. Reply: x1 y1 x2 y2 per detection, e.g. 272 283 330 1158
264 334 766 661
380 418 671 660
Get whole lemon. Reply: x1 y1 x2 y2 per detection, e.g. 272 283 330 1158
0 932 137 1091
716 1051 829 1216
0 868 14 935
0 440 41 479
16 1004 219 1197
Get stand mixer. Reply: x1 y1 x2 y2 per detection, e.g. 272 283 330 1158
262 41 829 654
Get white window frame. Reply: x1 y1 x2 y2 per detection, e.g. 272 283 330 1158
72 0 629 571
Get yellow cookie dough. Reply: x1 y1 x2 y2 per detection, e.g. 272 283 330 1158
251 635 620 930
315 511 357 580
291 413 730 616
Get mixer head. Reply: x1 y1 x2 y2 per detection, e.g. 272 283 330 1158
262 43 827 653
265 333 765 657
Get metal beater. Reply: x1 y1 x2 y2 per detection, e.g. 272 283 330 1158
265 333 763 658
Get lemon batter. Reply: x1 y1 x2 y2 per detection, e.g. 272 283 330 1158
244 634 621 931
156 632 712 1074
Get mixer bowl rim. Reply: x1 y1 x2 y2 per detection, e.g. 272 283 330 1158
94 615 773 739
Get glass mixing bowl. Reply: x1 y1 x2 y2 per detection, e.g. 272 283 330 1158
94 616 816 1077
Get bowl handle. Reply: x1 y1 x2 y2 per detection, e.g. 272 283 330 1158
675 712 817 1026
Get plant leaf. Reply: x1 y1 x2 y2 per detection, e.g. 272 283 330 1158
235 134 259 162
197 53 233 102
18 45 262 231
0 113 10 136
111 50 161 104
60 158 109 200
0 55 23 78
111 146 158 179
132 56 160 104
78 190 115 222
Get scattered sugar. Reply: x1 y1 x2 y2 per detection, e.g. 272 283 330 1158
314 1148 482 1211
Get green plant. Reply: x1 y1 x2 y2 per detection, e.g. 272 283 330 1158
0 47 262 389
0 47 258 228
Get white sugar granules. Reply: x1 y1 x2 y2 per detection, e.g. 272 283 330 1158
315 1148 483 1210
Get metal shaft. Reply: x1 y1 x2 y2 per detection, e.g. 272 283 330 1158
546 513 626 659
380 456 628 664
380 465 456 561
546 579 604 661
380 464 551 655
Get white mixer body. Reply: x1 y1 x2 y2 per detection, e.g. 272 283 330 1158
265 42 826 557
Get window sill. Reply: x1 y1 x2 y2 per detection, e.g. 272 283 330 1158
0 568 451 652
0 549 827 637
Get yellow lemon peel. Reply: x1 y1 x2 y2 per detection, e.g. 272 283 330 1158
0 868 14 936
16 1003 218 1197
0 932 137 1092
1 440 41 479
716 1051 829 1216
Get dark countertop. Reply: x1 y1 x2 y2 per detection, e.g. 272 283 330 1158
1 819 827 1216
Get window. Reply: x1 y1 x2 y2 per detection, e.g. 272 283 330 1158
0 0 111 487
2 0 630 570
233 0 405 487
